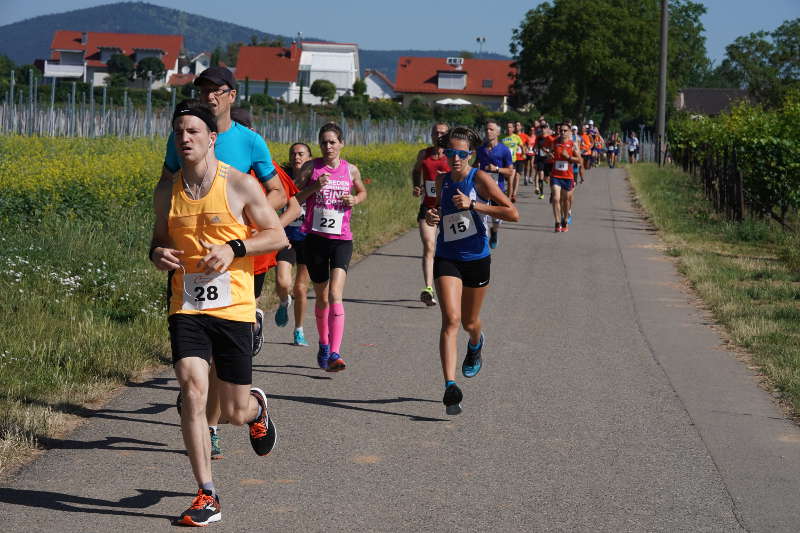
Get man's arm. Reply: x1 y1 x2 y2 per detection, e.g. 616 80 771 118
250 134 286 210
278 196 302 227
411 149 425 194
149 179 183 271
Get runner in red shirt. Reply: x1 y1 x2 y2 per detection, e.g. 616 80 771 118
550 123 582 233
412 123 450 306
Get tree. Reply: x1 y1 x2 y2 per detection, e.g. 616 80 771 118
510 0 709 130
353 78 367 98
135 57 166 83
715 18 800 106
107 53 134 79
310 79 337 103
210 47 222 67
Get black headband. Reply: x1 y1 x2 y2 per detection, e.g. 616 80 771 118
172 106 218 132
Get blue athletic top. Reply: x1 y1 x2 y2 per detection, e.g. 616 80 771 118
435 168 490 262
163 122 277 182
284 205 307 241
475 143 513 187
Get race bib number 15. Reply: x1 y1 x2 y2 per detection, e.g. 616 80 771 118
442 211 478 242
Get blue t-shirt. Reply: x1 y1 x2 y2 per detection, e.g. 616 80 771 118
164 121 276 182
475 143 513 186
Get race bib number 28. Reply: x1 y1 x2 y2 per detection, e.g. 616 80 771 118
312 207 344 235
182 271 232 311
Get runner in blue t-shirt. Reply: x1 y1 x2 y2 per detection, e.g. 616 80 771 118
473 120 514 250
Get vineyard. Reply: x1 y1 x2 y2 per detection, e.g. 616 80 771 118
668 93 800 229
0 137 422 473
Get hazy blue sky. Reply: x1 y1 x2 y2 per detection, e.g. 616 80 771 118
1 0 797 62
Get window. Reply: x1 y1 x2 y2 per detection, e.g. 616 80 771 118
482 79 493 88
438 72 466 90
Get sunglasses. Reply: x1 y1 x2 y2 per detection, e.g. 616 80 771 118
444 148 472 159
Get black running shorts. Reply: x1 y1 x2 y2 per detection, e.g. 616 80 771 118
276 239 307 266
514 160 525 174
304 234 353 284
417 203 428 221
254 272 266 299
168 314 253 385
434 255 491 288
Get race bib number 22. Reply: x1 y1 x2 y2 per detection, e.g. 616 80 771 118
312 207 344 235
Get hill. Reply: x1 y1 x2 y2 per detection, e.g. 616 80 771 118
0 2 509 81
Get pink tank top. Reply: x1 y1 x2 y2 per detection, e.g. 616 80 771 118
301 158 354 240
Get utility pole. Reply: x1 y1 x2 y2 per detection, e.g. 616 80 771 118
656 0 669 166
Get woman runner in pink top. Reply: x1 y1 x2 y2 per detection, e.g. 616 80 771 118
295 123 367 371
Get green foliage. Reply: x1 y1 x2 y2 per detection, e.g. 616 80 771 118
668 91 800 226
352 78 367 97
337 93 369 119
106 53 134 79
310 79 337 103
368 99 404 120
135 56 166 82
248 93 276 111
510 0 708 130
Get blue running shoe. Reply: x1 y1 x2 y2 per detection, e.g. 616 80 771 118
326 352 347 372
293 329 308 346
462 333 484 378
567 214 573 225
274 295 291 327
317 344 330 370
489 230 498 249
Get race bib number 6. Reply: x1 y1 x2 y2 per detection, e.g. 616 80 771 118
182 271 232 311
424 180 436 198
312 207 344 235
442 211 478 242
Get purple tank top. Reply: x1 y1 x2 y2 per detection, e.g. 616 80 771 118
301 158 354 240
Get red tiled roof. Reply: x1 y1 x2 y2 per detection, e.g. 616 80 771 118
168 73 196 87
364 69 395 90
49 30 182 69
235 45 301 83
395 57 515 96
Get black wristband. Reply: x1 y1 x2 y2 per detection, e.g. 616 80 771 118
226 239 247 258
148 245 158 262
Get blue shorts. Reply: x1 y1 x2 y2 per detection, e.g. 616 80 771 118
551 177 574 191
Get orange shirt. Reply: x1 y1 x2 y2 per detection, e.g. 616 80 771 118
252 162 300 275
580 134 592 154
516 133 530 160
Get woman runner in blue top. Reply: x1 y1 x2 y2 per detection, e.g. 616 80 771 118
425 127 519 415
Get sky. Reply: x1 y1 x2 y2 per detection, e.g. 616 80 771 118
1 0 798 62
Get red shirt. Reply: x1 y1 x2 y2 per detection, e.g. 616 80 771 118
253 162 300 275
419 147 450 208
516 133 530 161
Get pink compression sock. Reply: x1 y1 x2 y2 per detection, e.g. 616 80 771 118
328 303 346 354
314 306 330 345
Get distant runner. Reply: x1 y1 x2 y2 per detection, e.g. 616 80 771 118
475 120 514 250
551 124 582 233
411 123 450 306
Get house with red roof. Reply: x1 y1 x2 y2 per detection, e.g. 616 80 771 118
394 56 516 112
363 69 396 100
43 30 183 88
235 41 359 104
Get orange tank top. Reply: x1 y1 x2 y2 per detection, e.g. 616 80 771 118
167 162 255 322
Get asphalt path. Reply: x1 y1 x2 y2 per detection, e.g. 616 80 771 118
3 168 800 532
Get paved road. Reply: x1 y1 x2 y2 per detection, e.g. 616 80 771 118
3 168 800 532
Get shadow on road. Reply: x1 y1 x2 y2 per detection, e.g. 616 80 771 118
253 364 333 381
37 435 185 455
343 297 422 309
371 252 423 260
0 487 185 521
270 394 446 422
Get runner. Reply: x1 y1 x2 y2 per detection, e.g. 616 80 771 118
163 69 285 462
150 102 284 526
475 120 514 249
627 132 640 164
571 125 585 184
590 123 605 168
550 124 582 233
533 124 553 199
424 126 519 415
295 123 367 372
606 132 620 168
525 124 538 187
580 124 593 175
514 121 530 186
274 142 314 345
500 122 523 203
411 123 450 306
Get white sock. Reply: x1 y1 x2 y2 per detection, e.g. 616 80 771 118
295 326 304 333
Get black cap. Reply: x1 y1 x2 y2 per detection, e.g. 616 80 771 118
194 66 237 90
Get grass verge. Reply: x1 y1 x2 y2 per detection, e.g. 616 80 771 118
0 139 423 477
627 163 800 414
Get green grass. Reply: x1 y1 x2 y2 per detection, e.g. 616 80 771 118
627 163 800 412
0 138 423 476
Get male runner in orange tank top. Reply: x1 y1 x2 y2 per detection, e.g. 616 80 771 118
149 102 288 526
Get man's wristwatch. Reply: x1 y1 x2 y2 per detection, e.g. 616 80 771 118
470 199 476 211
